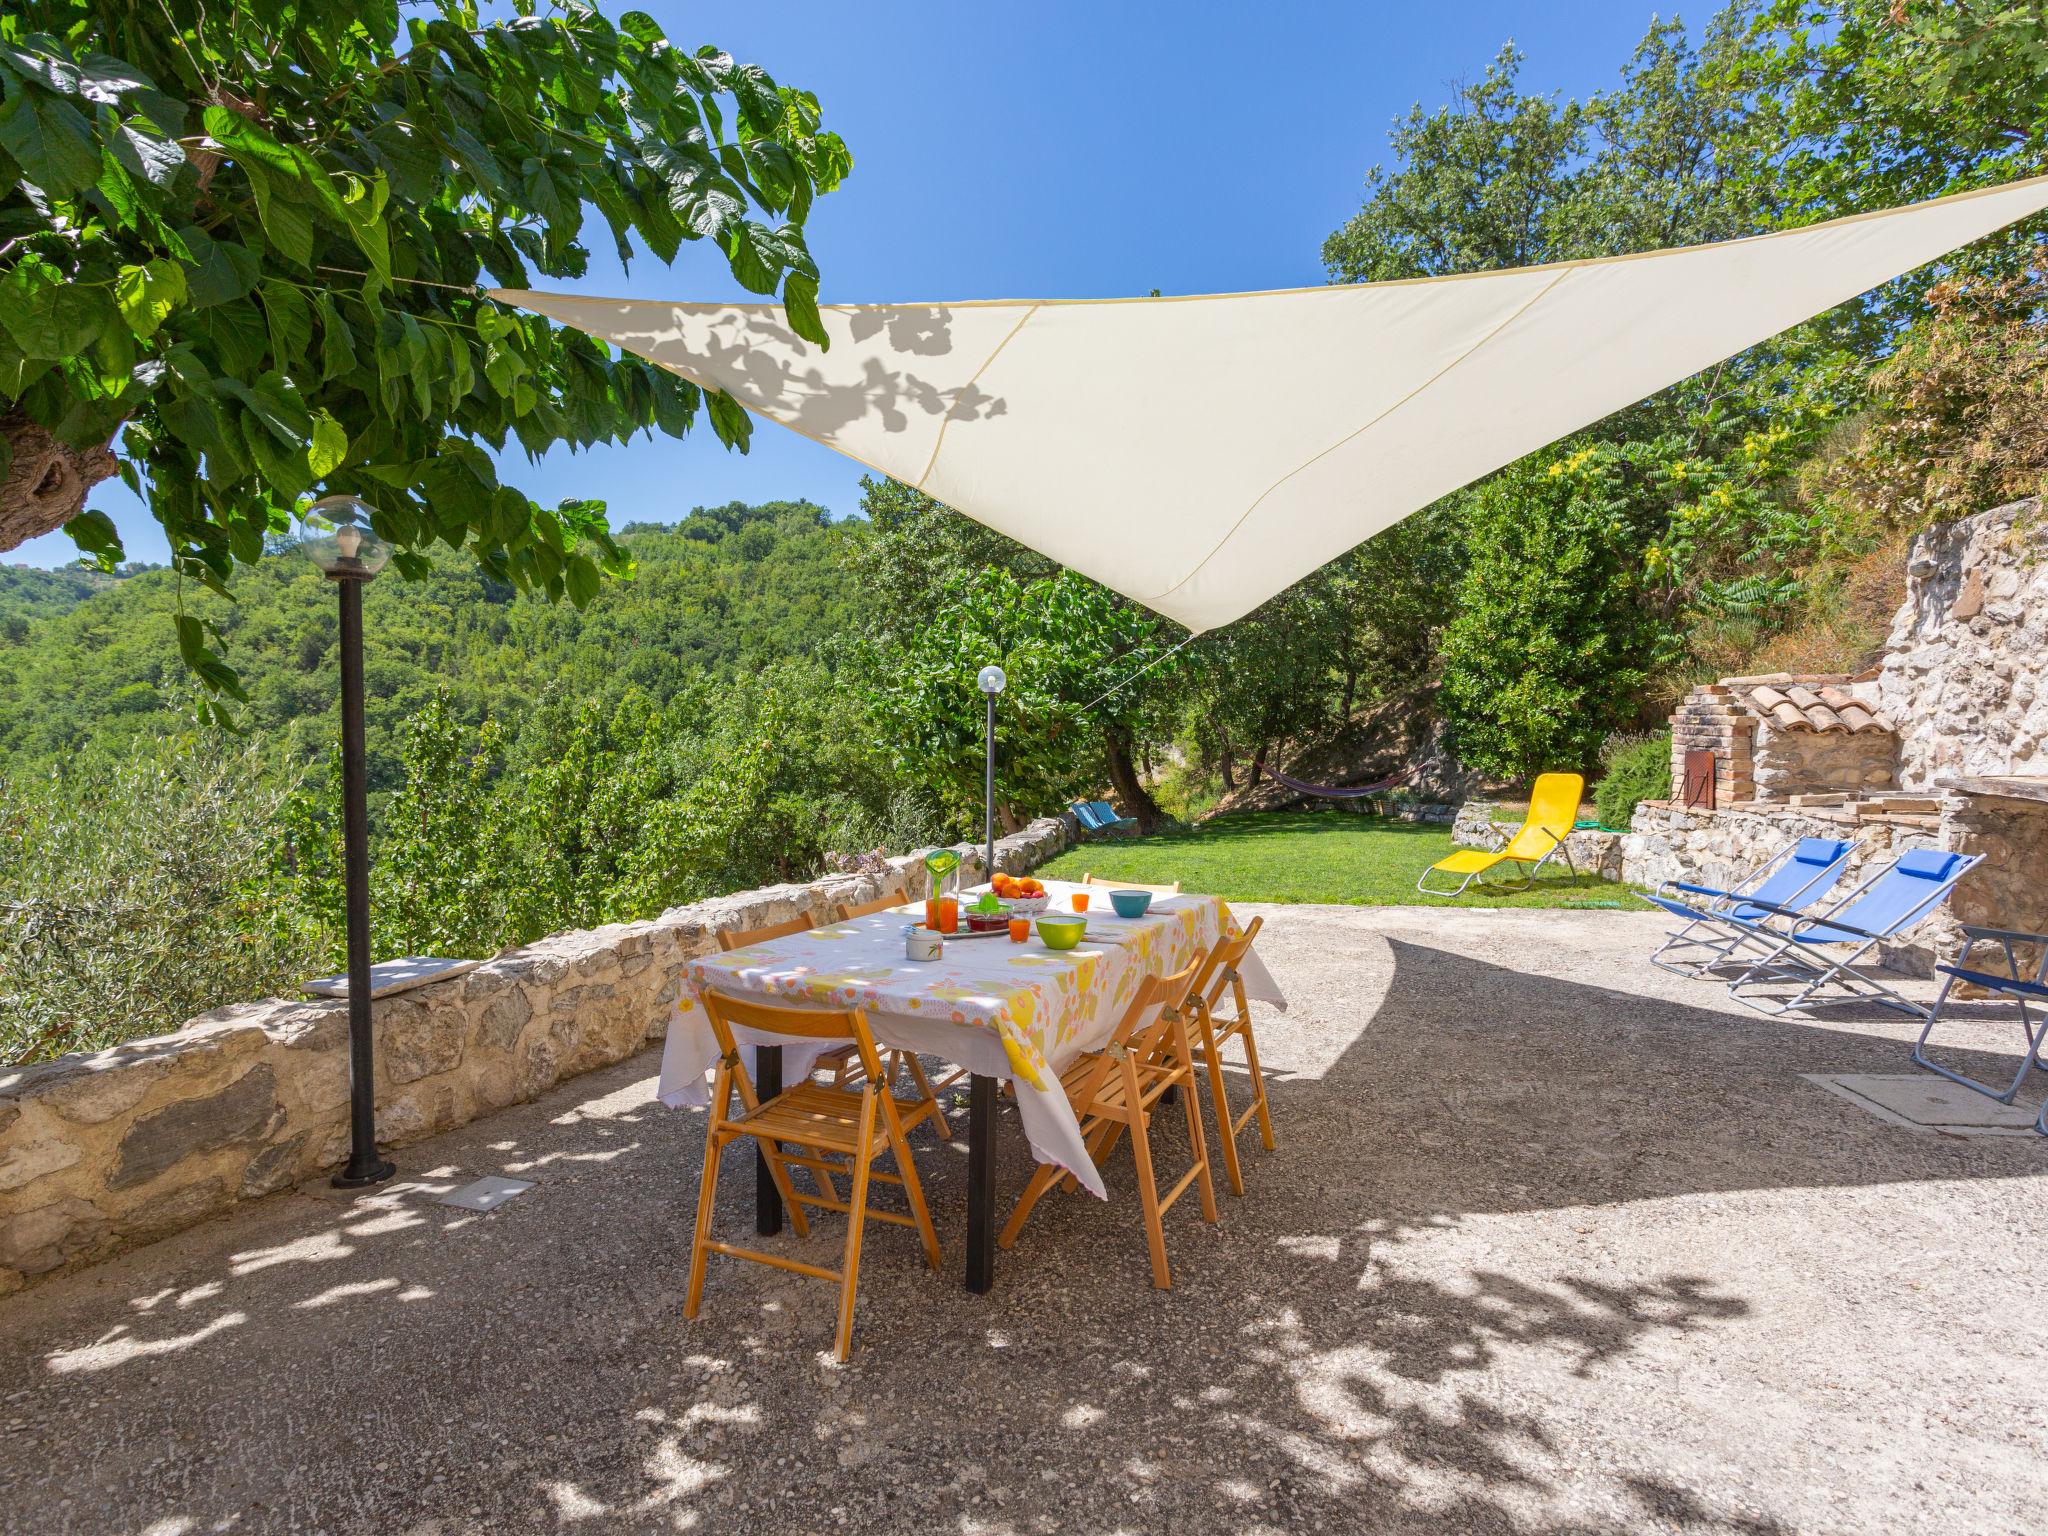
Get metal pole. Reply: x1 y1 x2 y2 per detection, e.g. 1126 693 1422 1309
332 575 395 1189
984 691 997 882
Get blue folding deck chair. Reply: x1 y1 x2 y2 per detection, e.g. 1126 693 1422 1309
1910 925 2048 1118
1645 837 1858 977
1721 848 1982 1019
1071 799 1137 836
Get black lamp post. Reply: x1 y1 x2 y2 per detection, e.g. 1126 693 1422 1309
301 495 397 1190
977 665 1006 879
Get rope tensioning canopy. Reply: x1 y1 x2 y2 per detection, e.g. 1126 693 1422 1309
492 174 2048 635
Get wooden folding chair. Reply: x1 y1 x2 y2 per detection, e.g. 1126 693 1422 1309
1081 872 1182 895
685 992 944 1362
833 886 911 922
715 911 819 952
999 959 1216 1289
1178 916 1274 1197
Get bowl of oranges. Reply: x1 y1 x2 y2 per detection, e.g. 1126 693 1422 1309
988 872 1050 915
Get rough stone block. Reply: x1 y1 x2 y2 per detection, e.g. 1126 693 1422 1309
0 1196 107 1275
377 996 468 1086
109 1064 282 1191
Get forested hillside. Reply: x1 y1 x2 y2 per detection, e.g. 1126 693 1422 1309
0 501 861 787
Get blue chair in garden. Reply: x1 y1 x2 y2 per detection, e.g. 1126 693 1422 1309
1911 925 2048 1126
1720 848 1982 1019
1071 800 1137 837
1644 836 1858 977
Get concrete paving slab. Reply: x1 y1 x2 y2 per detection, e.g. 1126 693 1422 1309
437 1174 537 1211
1806 1071 2045 1136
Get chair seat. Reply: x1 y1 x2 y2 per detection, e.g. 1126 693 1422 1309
1430 849 1506 876
732 1081 870 1151
1936 965 2048 1000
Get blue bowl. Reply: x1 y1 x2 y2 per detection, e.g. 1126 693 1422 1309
1109 889 1153 918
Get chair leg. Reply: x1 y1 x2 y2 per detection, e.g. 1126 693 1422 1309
754 1134 812 1239
1195 1007 1245 1197
684 1127 728 1321
1178 1062 1217 1224
1117 1056 1172 1289
999 1164 1061 1248
899 1052 951 1140
833 1092 879 1363
1233 985 1277 1153
882 1102 944 1270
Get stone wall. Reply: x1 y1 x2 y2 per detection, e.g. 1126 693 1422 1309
0 818 1077 1293
1750 719 1899 801
1879 497 2048 791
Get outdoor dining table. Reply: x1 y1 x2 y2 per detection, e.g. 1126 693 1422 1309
657 879 1286 1292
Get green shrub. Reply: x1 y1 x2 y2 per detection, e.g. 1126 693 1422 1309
1592 731 1672 830
1 739 331 1065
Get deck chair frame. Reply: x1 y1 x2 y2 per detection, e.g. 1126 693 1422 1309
1911 924 2048 1106
1721 851 1983 1020
1415 821 1577 896
1647 838 1858 977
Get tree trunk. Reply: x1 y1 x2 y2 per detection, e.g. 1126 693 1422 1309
1216 725 1236 791
1251 743 1269 787
1103 726 1167 832
0 413 119 552
1341 666 1358 721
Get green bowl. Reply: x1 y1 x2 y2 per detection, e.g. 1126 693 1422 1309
1036 915 1087 951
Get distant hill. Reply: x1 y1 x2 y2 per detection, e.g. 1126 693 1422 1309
0 502 864 788
0 562 159 641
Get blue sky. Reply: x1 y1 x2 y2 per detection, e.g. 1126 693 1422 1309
13 1 1675 568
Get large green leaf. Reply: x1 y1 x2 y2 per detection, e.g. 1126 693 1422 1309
113 259 187 339
0 80 101 194
0 259 113 359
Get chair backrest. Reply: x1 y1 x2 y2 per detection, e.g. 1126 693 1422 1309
1184 916 1264 1011
699 991 885 1095
1823 847 1980 938
1081 872 1182 895
834 887 909 922
1070 801 1106 830
1501 773 1584 859
1089 800 1124 821
716 910 818 952
1746 837 1855 910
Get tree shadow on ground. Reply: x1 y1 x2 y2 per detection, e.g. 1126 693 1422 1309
3 933 2044 1533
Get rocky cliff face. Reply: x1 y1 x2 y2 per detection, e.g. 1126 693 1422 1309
1880 497 2047 791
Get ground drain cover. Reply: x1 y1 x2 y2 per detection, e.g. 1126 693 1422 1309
437 1175 536 1211
1804 1074 2043 1138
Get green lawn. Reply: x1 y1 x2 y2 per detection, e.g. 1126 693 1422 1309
1037 811 1650 909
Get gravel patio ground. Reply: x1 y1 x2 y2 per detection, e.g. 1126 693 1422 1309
3 906 2045 1535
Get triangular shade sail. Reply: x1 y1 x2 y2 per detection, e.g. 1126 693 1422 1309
495 175 2048 634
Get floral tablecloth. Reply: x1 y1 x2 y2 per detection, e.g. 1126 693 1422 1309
657 881 1285 1197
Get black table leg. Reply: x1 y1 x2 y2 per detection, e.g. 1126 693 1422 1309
966 1072 997 1293
754 1045 783 1236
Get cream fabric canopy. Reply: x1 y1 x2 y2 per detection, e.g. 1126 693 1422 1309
495 175 2048 634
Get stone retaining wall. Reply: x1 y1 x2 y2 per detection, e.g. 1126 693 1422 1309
0 818 1078 1293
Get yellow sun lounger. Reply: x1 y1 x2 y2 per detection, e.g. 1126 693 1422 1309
1417 772 1585 896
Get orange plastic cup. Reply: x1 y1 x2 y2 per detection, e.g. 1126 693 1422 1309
1008 917 1030 943
938 898 960 934
1070 892 1091 913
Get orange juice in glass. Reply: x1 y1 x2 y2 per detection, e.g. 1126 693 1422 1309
924 897 942 930
1008 917 1030 943
937 897 960 933
1070 892 1090 913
